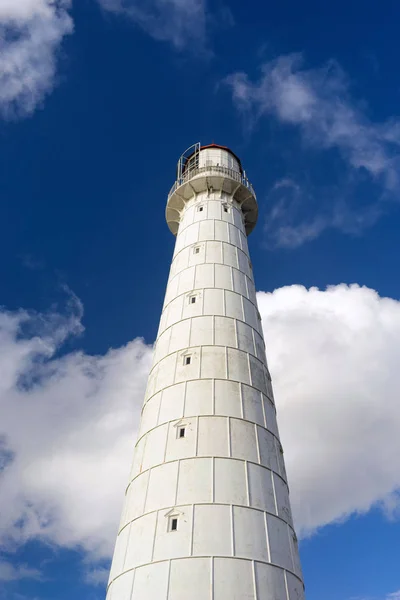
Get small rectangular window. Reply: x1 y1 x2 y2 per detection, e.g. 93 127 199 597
184 356 191 365
189 296 196 304
198 206 203 212
179 427 186 438
171 518 178 531
194 246 200 254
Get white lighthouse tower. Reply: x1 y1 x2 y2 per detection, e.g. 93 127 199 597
106 143 305 600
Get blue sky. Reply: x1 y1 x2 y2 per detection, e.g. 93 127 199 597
1 1 400 599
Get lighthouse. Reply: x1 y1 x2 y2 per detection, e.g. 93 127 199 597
106 143 305 600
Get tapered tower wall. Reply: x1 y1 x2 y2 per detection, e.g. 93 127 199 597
106 145 305 600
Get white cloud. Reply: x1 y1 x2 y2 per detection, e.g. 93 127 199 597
0 294 152 559
226 54 400 246
1 282 400 572
0 0 73 118
97 0 207 49
0 560 42 582
258 283 400 535
84 566 110 586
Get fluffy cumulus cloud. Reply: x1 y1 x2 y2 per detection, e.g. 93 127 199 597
0 0 73 118
225 54 400 247
0 560 42 582
1 283 400 572
258 283 400 535
97 0 208 49
0 293 152 560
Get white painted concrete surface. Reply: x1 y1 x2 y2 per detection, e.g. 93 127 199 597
106 146 305 600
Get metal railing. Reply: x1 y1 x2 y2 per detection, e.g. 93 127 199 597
168 164 256 200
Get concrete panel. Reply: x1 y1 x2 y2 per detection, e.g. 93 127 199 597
254 330 266 362
165 418 197 462
181 205 195 229
205 241 223 264
164 273 179 307
215 316 236 348
215 219 229 243
174 348 201 384
207 200 221 220
263 397 279 437
165 295 184 328
289 529 303 579
286 572 305 600
197 416 229 457
141 425 168 472
223 242 239 269
214 458 247 505
156 353 177 392
176 457 212 505
239 230 248 254
255 562 288 600
242 297 258 330
248 463 276 513
177 266 196 295
145 461 179 513
237 321 255 355
158 383 185 425
201 346 227 379
132 561 169 599
154 327 172 364
125 511 157 568
168 557 211 600
232 205 244 229
153 505 192 561
246 275 257 303
230 419 258 462
242 385 264 427
274 474 293 526
124 471 149 525
181 292 203 321
215 263 233 291
173 246 190 275
189 244 206 268
129 436 146 481
168 320 191 354
190 316 213 347
214 379 242 418
193 504 231 556
232 268 248 298
237 248 250 277
227 348 251 385
203 288 224 316
249 355 268 394
275 437 287 481
139 393 161 437
194 203 208 223
258 427 279 473
194 263 215 289
185 222 200 247
199 219 215 241
185 379 213 416
214 558 255 600
225 290 244 320
108 524 130 582
228 223 240 248
233 506 268 561
266 515 293 571
107 571 134 600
